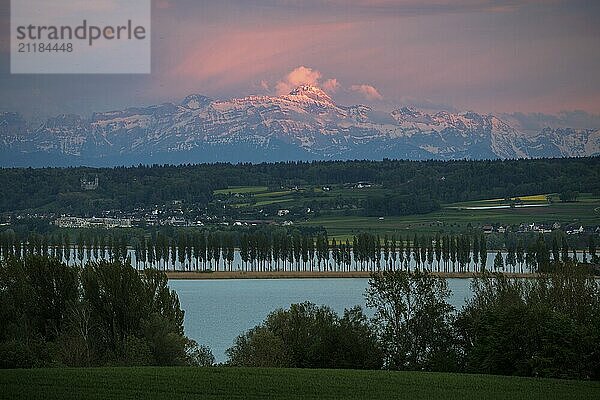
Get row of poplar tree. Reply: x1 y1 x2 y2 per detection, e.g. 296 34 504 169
0 229 596 273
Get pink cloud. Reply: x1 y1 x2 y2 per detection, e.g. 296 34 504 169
323 78 341 93
151 2 598 114
275 66 322 95
168 22 352 97
273 67 343 96
351 84 383 100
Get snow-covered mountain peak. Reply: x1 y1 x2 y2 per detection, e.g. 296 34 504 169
287 85 334 105
1 91 598 166
397 106 420 116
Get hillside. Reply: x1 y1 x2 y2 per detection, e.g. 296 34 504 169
1 367 598 400
1 158 598 217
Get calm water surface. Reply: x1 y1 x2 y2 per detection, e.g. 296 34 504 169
170 278 473 362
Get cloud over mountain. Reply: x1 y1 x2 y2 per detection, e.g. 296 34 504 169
350 84 383 101
275 66 323 95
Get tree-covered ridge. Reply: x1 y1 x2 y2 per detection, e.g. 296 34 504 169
0 157 598 215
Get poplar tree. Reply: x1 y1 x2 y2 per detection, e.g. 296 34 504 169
426 237 434 271
516 239 524 273
450 236 457 272
413 235 421 270
472 235 480 271
170 237 177 270
64 234 71 264
493 251 504 271
588 235 597 263
178 231 187 270
434 233 442 271
479 234 487 272
561 237 570 263
390 235 397 271
331 238 339 271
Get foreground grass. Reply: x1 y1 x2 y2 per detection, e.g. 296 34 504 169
1 367 598 400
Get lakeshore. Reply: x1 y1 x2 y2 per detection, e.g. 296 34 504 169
166 270 539 280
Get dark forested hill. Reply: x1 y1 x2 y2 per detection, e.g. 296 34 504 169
0 157 598 215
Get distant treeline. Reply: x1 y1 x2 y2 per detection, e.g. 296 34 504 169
1 157 599 215
1 229 598 274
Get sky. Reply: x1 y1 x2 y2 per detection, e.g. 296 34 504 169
0 0 599 124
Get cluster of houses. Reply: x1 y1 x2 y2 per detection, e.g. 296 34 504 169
339 181 374 189
481 222 588 235
51 214 295 229
54 216 132 229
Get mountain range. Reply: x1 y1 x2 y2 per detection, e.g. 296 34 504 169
1 85 598 167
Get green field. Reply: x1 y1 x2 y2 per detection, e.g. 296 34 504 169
213 184 599 230
213 186 269 195
214 184 382 209
300 194 600 240
0 367 598 400
211 185 600 239
233 198 294 208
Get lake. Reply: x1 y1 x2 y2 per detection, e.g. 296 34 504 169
170 278 474 363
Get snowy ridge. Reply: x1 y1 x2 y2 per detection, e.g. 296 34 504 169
0 86 598 166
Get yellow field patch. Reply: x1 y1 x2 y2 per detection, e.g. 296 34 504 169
481 194 550 203
518 194 551 201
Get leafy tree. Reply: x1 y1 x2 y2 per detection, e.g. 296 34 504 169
516 240 525 272
536 234 551 272
552 236 560 263
455 266 600 379
493 251 504 271
227 326 290 367
0 255 78 345
226 302 381 370
365 270 456 371
79 260 189 366
0 255 200 368
186 341 215 367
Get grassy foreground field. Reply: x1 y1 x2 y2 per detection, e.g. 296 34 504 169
1 367 598 399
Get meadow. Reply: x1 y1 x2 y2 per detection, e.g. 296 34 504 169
300 203 600 240
1 367 598 400
274 191 600 240
210 184 600 240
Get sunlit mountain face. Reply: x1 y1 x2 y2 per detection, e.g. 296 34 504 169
1 85 598 167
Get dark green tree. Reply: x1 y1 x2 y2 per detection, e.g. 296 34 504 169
365 270 456 371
